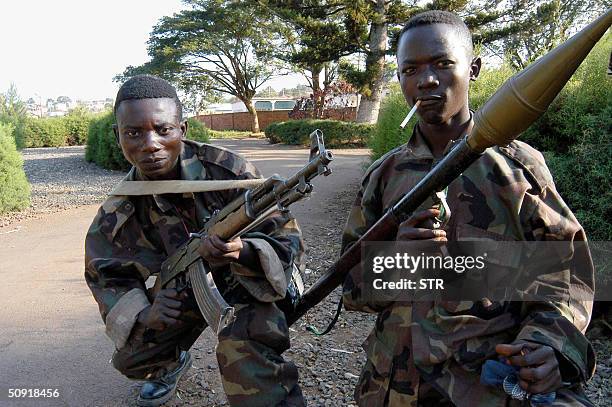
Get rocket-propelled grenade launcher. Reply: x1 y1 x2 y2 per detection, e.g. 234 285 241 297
287 9 612 327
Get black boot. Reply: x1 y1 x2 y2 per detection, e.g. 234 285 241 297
137 351 193 406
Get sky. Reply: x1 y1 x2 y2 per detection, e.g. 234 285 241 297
0 0 306 103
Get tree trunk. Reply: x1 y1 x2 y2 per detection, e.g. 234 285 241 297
311 66 324 118
244 99 260 133
356 0 387 124
311 66 321 94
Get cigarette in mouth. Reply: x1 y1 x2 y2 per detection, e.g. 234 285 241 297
400 100 421 129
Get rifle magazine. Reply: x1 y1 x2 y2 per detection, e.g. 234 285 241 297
188 259 235 336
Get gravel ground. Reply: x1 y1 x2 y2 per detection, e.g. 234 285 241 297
0 146 125 228
2 146 610 406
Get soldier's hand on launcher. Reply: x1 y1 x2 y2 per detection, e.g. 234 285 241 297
496 341 563 394
198 234 243 267
396 208 447 242
138 288 188 331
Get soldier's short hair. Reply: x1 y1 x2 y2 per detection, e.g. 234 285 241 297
114 74 182 119
398 10 473 57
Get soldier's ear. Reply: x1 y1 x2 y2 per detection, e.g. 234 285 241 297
180 119 188 139
470 57 482 81
112 124 120 145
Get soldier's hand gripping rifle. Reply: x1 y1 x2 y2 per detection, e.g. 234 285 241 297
159 130 333 334
287 9 612 327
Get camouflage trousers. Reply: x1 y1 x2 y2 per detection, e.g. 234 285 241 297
354 365 594 407
112 301 304 407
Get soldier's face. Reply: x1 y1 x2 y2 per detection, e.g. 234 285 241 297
115 98 186 180
396 24 479 125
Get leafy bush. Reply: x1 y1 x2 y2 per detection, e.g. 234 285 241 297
11 108 95 148
0 123 30 213
0 85 28 149
0 113 27 149
186 117 210 142
22 116 68 147
370 86 415 161
64 107 94 145
85 112 130 171
545 105 612 241
265 119 373 148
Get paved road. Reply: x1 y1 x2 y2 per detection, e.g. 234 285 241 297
0 139 369 407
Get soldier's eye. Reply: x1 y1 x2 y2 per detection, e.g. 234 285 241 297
159 127 173 135
125 130 139 138
401 66 416 76
437 60 453 68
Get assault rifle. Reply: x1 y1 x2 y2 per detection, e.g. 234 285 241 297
159 130 333 334
286 9 611 326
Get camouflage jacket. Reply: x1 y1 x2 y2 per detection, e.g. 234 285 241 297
342 125 595 406
85 140 303 349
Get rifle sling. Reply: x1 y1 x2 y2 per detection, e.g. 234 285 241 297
109 179 266 196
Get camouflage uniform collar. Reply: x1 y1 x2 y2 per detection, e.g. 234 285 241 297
406 114 474 161
127 141 205 212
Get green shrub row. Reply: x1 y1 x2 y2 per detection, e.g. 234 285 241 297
0 123 30 214
86 115 210 171
18 108 94 148
265 119 373 148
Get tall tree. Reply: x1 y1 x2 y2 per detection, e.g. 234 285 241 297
252 0 361 114
487 0 608 69
118 0 283 132
339 0 412 123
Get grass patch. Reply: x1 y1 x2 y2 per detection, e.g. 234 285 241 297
208 130 261 139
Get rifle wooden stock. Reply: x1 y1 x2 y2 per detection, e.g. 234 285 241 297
286 9 612 327
208 205 252 240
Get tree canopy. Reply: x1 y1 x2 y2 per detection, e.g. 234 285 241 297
117 0 286 132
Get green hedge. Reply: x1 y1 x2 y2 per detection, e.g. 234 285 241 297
85 112 130 171
87 115 211 171
186 117 210 143
0 123 30 213
22 116 68 147
0 113 27 149
19 108 95 148
64 108 94 145
265 119 373 148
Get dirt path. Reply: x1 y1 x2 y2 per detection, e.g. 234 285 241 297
0 140 370 407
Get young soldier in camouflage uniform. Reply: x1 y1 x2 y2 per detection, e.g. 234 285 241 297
85 75 304 407
342 11 595 407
